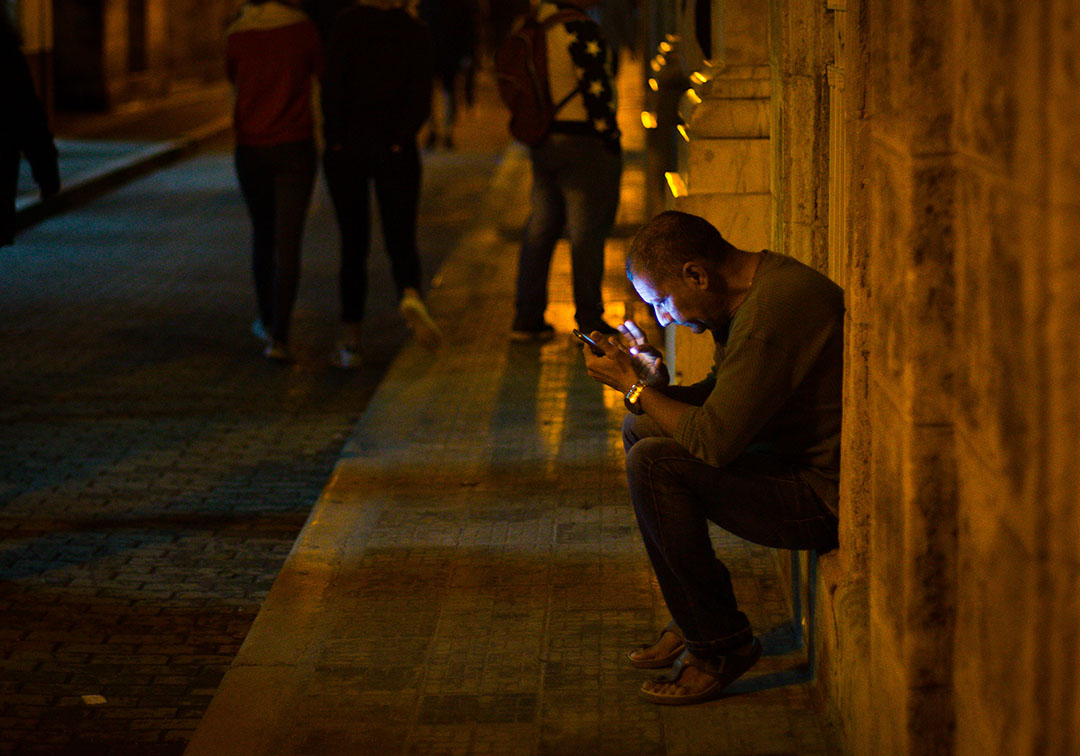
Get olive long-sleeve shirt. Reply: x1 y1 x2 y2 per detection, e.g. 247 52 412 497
664 251 844 514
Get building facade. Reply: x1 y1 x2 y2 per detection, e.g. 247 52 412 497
651 0 1079 753
12 0 235 110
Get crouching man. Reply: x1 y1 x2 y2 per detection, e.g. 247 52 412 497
583 211 843 705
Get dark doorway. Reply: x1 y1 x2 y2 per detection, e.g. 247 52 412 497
52 0 107 109
128 0 148 72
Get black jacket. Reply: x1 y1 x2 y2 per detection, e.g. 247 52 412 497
321 5 433 154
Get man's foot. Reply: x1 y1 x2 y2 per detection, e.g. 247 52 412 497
627 621 686 669
509 321 555 343
639 639 762 706
400 288 442 350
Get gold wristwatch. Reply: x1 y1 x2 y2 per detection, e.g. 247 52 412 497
624 380 648 415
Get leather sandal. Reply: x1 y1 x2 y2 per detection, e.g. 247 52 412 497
626 620 686 669
639 638 762 705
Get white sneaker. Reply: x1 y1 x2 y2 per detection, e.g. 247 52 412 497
399 290 442 350
251 319 270 344
264 339 291 362
330 341 362 369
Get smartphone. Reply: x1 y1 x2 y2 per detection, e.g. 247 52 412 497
572 328 607 356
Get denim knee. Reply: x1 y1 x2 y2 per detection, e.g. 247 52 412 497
621 413 665 454
625 436 688 490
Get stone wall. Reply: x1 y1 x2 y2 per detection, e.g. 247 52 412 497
51 0 233 109
670 0 1079 752
810 0 1080 753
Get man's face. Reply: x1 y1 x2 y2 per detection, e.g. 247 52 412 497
631 268 713 334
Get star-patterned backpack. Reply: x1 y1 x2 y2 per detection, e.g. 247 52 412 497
493 7 588 147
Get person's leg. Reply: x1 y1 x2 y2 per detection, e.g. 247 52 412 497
624 434 837 701
626 435 837 657
324 149 372 327
373 146 423 296
561 137 622 331
512 142 566 333
440 68 458 148
234 145 275 335
268 140 317 346
374 146 441 349
623 412 666 453
1 147 20 246
621 414 687 666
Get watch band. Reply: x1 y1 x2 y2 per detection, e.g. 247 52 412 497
624 380 647 415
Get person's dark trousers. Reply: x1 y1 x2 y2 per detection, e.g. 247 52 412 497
623 413 839 660
234 139 317 343
1 147 18 246
514 133 622 330
322 145 423 324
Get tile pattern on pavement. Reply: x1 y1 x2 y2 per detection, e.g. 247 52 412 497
187 66 839 754
0 80 506 753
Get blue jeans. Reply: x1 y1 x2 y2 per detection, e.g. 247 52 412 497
623 414 839 659
514 134 621 330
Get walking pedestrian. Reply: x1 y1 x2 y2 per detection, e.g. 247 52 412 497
226 0 322 361
499 0 623 343
300 0 353 47
1 8 59 247
320 0 442 369
419 0 479 150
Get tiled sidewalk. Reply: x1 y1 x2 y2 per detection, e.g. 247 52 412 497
186 130 838 755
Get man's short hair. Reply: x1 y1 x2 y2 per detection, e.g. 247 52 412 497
627 211 738 282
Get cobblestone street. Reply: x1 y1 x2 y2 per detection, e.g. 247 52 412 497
1 82 505 754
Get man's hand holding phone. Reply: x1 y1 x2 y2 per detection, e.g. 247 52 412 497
571 328 603 356
578 320 669 395
617 320 669 388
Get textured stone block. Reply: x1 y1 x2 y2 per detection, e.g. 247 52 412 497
905 159 956 425
685 137 770 194
671 327 717 387
783 220 815 267
952 537 1039 756
1048 208 1080 567
781 74 825 226
868 617 909 756
1042 561 1080 756
953 1 1024 176
867 147 909 410
673 191 772 251
867 0 910 147
685 95 770 138
953 169 1044 500
1050 1 1080 206
840 319 872 565
907 1 953 155
722 0 770 67
869 387 904 650
901 424 955 691
773 0 822 75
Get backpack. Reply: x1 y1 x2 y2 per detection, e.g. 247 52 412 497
494 8 587 146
